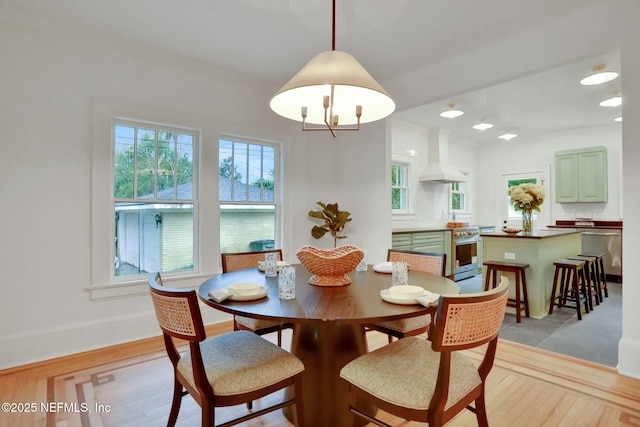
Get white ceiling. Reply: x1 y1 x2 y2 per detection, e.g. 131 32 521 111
2 0 626 144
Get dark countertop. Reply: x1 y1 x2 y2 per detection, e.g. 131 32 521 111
393 227 450 233
481 228 583 239
393 225 496 233
548 220 623 230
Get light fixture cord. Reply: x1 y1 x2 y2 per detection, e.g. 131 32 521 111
332 0 336 51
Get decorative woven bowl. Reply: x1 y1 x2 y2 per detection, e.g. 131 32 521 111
503 227 523 234
296 245 364 286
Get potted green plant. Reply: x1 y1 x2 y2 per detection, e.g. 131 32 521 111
299 201 362 286
308 201 352 248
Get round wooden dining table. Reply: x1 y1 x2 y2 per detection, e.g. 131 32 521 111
198 264 459 427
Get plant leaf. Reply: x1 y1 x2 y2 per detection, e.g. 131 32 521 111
311 225 327 239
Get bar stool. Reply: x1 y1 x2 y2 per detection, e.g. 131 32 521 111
580 252 608 299
569 255 598 309
549 258 589 320
484 261 530 323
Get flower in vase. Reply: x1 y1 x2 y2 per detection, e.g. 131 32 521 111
508 183 545 213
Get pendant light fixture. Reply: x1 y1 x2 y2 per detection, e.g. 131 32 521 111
472 120 494 131
440 103 464 119
270 0 395 137
580 64 619 86
498 131 518 141
599 93 622 107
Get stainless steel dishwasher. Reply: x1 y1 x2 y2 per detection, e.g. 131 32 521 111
580 228 622 282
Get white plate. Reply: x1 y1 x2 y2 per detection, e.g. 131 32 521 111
257 261 289 272
222 286 269 301
380 288 427 305
380 288 426 305
228 282 261 295
373 262 393 273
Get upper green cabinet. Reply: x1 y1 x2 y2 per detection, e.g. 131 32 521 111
555 146 608 203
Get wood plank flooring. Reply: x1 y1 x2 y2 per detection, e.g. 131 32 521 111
1 321 639 427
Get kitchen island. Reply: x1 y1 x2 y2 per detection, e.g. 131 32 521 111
481 228 582 319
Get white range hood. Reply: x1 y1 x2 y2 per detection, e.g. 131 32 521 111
419 128 467 183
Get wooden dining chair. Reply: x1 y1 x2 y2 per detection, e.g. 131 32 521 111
221 249 291 347
341 278 509 427
368 249 447 343
148 274 305 427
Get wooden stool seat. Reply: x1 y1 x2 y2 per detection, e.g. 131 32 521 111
484 261 530 323
549 258 589 320
579 252 608 299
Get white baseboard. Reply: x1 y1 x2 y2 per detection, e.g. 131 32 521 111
618 337 640 379
0 306 231 370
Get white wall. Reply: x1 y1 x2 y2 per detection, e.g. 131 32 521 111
476 125 622 227
0 13 391 368
618 0 640 379
390 120 481 229
287 122 391 264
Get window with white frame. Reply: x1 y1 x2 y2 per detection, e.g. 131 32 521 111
391 162 409 211
219 138 279 253
450 182 467 212
113 120 197 279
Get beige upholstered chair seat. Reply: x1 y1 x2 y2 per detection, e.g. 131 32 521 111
340 336 481 411
234 315 282 331
178 330 304 396
373 314 431 334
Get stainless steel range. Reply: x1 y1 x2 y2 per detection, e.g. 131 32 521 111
451 227 480 281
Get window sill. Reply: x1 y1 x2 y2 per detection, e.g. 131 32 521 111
392 212 417 221
86 273 212 301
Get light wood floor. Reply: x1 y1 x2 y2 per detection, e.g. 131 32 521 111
1 322 640 427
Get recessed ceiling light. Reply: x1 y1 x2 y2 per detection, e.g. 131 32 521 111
600 96 622 107
580 64 619 86
615 116 622 122
472 122 494 131
498 132 518 141
440 103 464 119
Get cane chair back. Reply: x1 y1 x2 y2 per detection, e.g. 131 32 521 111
221 249 283 273
341 278 509 427
149 274 206 343
148 274 305 427
368 250 447 343
387 249 446 276
220 250 290 348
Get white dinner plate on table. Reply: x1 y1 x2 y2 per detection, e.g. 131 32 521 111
373 262 393 273
221 286 269 301
380 288 440 306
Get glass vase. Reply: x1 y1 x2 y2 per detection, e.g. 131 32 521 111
522 210 533 233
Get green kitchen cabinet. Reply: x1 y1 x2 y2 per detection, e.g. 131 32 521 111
555 146 607 203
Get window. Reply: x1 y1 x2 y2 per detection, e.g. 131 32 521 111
391 162 409 211
113 120 197 279
219 138 278 253
450 182 466 212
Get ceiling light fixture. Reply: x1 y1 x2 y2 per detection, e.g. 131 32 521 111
599 95 622 107
580 64 619 86
269 0 395 137
498 132 518 141
472 121 494 131
440 103 464 119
